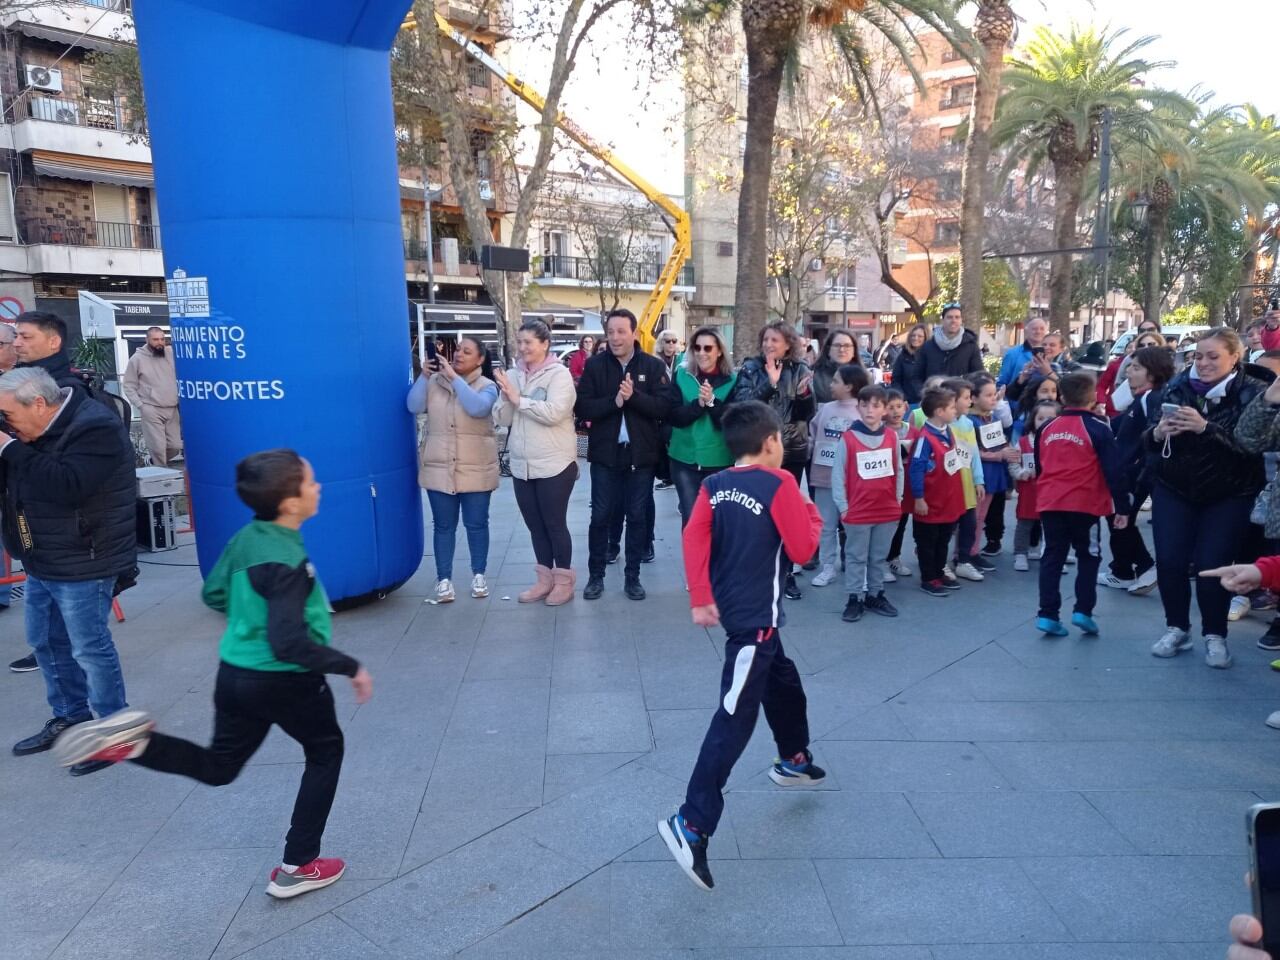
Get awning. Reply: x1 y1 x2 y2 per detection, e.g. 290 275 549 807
32 150 153 188
410 301 592 330
15 21 120 54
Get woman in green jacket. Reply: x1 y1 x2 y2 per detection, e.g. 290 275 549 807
664 326 737 527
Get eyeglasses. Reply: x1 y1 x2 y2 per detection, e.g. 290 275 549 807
692 344 717 353
831 342 855 351
661 338 678 344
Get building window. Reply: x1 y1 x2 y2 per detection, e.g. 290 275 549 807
465 57 488 89
935 172 961 202
942 83 974 109
717 241 734 257
933 220 960 245
941 47 962 62
0 173 14 243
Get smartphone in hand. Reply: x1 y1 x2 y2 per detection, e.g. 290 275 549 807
1248 803 1280 955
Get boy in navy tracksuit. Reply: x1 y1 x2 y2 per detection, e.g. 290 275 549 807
659 401 824 892
1034 372 1130 637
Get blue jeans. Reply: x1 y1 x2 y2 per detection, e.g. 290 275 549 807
26 574 127 721
426 489 491 580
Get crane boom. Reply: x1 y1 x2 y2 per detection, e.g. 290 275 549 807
404 11 690 349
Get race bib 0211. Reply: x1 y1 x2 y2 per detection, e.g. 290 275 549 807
856 447 894 480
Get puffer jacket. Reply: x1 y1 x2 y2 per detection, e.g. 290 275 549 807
494 357 577 481
1146 365 1268 504
415 369 498 494
730 355 815 465
890 347 927 403
1234 377 1280 537
0 387 136 581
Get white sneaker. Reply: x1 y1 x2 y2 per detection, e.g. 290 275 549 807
943 564 955 580
1266 711 1280 730
1098 572 1135 590
471 573 489 599
954 562 985 582
1013 554 1029 572
888 559 913 578
1029 545 1044 561
883 569 897 583
1204 635 1232 669
434 579 456 603
1151 627 1191 658
811 564 837 588
1228 595 1250 622
1128 567 1158 595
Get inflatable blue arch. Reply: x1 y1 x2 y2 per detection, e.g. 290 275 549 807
132 0 423 603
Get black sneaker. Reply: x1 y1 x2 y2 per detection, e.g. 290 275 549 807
941 575 962 591
841 595 864 622
1258 621 1280 652
624 578 646 601
784 573 802 600
971 555 997 573
9 653 38 673
69 758 114 777
980 540 1002 557
641 547 656 564
583 576 605 600
864 592 899 617
655 480 674 490
802 556 820 571
13 716 84 756
658 814 713 891
920 579 949 598
606 545 620 565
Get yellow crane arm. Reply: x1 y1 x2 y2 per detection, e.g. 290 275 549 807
406 10 690 350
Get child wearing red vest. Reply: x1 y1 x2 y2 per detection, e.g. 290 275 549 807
908 386 966 597
1009 401 1059 572
832 385 903 622
883 388 914 579
1034 373 1130 637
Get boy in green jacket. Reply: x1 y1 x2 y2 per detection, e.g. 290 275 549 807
52 449 373 899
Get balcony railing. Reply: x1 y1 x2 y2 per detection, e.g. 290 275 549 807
74 0 131 9
403 238 479 265
533 254 694 287
13 90 145 136
25 219 161 250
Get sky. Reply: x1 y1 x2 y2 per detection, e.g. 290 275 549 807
508 0 1273 201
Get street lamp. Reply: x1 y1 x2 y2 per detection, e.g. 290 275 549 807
1128 193 1150 229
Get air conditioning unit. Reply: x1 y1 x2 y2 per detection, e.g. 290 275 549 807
477 179 493 201
24 65 63 93
31 97 78 124
808 257 823 272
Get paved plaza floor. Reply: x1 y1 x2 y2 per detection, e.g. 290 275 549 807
2 473 1277 959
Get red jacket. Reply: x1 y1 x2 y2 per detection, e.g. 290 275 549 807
1262 323 1280 353
1097 356 1123 418
1259 555 1280 592
1015 435 1039 520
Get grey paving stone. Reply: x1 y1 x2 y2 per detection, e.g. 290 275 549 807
422 735 547 809
730 789 939 859
547 689 653 753
399 805 534 875
464 635 555 681
228 914 391 960
211 878 386 960
543 751 644 802
931 946 1173 960
1163 945 1236 960
814 858 1070 944
145 761 305 852
1020 855 1247 942
1083 790 1260 856
454 867 615 958
908 791 1136 857
551 641 643 693
691 950 932 959
818 702 917 741
819 740 1014 792
49 846 273 960
444 677 550 744
608 859 843 948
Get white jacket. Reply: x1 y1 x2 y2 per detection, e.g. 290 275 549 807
494 358 577 480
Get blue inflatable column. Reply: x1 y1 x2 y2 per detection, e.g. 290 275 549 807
132 1 422 602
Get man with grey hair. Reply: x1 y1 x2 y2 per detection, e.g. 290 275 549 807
0 366 139 776
123 325 181 465
0 322 17 374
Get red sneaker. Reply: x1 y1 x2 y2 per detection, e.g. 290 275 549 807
51 709 153 767
266 858 346 899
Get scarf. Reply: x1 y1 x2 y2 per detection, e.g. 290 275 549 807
519 353 561 376
933 325 964 352
1188 364 1237 400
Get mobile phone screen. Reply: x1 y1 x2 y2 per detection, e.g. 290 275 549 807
1253 805 1280 953
425 339 438 362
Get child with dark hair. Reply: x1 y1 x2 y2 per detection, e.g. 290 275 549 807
52 449 373 900
910 388 966 596
808 363 866 587
660 401 824 892
967 373 1016 565
1009 401 1059 571
942 378 985 584
1034 373 1130 637
883 387 915 580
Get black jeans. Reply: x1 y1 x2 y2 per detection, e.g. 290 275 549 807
513 462 578 569
680 628 809 837
1107 490 1153 580
984 492 1006 546
588 454 655 579
953 508 978 563
671 457 721 529
132 663 344 866
1152 485 1254 637
914 519 957 583
887 513 910 562
1038 511 1102 621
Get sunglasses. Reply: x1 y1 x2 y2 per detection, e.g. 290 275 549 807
692 343 717 353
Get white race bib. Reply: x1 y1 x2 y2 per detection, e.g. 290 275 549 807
943 448 962 475
856 447 894 480
978 420 1006 450
1021 452 1035 472
954 445 973 470
815 440 840 467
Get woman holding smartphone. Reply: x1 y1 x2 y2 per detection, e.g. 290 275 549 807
663 326 736 527
1146 327 1267 669
406 335 499 603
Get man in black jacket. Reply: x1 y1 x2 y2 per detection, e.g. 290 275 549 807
575 309 672 601
920 304 984 378
1 367 138 776
14 311 88 393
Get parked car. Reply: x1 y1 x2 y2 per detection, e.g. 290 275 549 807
1109 324 1211 358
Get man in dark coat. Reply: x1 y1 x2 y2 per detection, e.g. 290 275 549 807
920 304 984 378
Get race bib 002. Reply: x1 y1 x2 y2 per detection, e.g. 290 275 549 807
815 440 840 466
856 448 894 480
943 448 962 475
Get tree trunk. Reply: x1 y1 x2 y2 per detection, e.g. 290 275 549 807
957 33 1008 333
733 29 788 361
1238 228 1259 327
1047 159 1083 332
1143 206 1168 326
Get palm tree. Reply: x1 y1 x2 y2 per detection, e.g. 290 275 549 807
1232 106 1280 324
992 25 1189 331
727 0 971 359
957 0 1016 332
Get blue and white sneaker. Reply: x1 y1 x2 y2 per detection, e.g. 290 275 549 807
768 749 827 787
658 814 713 891
1071 612 1099 635
1036 617 1069 637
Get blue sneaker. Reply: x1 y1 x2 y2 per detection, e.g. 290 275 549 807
768 749 827 787
658 814 713 891
1036 617 1068 637
1071 612 1100 635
